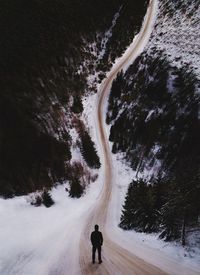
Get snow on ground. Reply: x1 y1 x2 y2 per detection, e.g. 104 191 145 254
0 91 104 275
0 90 105 275
0 174 104 275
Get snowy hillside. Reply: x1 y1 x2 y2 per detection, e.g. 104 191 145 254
149 0 200 79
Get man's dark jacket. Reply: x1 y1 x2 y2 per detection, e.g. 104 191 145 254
90 231 103 247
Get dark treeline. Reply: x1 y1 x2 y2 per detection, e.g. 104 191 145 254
0 0 149 73
0 0 149 197
120 177 200 244
107 50 200 243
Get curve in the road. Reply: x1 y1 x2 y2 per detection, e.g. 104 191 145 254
79 1 165 274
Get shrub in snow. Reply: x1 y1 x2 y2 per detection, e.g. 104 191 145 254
42 191 55 208
31 191 54 207
69 177 84 198
31 195 42 207
67 161 98 198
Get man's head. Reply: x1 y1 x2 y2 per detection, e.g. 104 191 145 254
94 224 99 231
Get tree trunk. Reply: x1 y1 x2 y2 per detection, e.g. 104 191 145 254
181 211 186 246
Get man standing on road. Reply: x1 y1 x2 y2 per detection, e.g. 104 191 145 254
90 224 103 264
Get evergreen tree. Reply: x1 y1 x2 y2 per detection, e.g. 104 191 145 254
106 71 124 124
120 179 161 233
71 96 83 114
159 181 182 241
80 131 101 169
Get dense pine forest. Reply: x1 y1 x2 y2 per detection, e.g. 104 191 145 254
107 50 200 243
0 0 149 197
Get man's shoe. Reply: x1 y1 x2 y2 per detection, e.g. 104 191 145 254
99 260 102 264
92 261 95 264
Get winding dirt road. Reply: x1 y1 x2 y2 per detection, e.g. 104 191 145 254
78 1 166 274
79 1 199 274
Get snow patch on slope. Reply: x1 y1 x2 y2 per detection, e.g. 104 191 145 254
147 0 200 80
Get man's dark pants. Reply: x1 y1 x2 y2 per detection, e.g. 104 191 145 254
92 245 101 263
